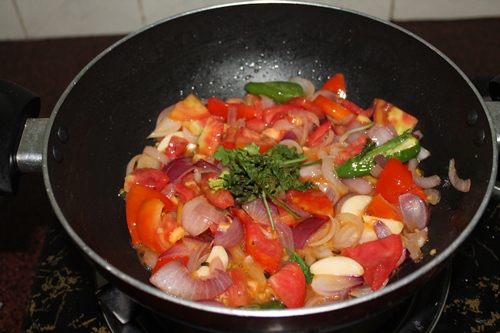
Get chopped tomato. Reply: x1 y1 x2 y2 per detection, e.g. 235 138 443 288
126 184 176 246
224 267 251 307
374 158 427 204
124 168 170 192
286 188 334 217
164 135 189 160
306 121 332 147
200 173 235 209
342 234 403 291
321 73 346 99
207 97 258 121
335 134 370 165
174 182 197 204
168 93 210 121
246 117 267 133
277 205 299 227
244 220 283 274
234 126 275 153
341 99 373 118
136 199 178 253
263 104 299 125
372 99 418 135
287 97 325 119
197 116 225 156
365 194 402 221
268 262 306 308
313 94 353 119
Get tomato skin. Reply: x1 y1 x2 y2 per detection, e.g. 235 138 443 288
365 194 402 221
335 134 370 165
136 199 177 253
321 73 346 99
287 96 325 119
126 184 176 246
286 188 334 217
224 267 251 307
268 262 306 308
306 121 332 147
198 116 225 156
244 220 283 274
164 135 189 160
314 94 353 119
374 158 427 204
207 97 258 121
200 173 235 210
235 126 275 153
124 168 170 192
342 234 403 291
168 94 210 121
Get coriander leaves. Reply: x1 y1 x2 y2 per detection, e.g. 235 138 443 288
209 143 318 228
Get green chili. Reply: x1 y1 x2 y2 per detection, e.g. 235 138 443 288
335 131 421 178
244 81 303 103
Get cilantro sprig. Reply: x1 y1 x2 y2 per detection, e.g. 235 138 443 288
209 143 318 229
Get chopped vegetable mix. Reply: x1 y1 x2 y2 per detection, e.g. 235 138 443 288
122 72 444 309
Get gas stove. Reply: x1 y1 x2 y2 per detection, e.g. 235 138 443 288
20 79 500 333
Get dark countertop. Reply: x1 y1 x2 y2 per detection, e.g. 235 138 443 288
0 18 499 333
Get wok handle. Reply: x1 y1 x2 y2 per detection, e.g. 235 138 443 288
0 79 41 196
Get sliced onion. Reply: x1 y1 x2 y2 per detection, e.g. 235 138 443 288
341 177 373 195
143 145 170 166
398 193 429 232
290 76 315 99
275 221 294 249
425 188 441 205
186 242 210 272
148 117 182 139
137 246 159 271
373 220 392 239
333 213 364 250
402 228 428 261
306 218 337 247
150 260 233 301
163 157 194 183
279 139 303 154
242 199 279 226
349 284 374 298
181 196 226 236
448 158 471 192
194 159 221 174
300 163 322 179
416 146 431 161
311 275 363 297
366 124 395 146
408 158 441 189
292 217 329 250
156 243 192 263
155 104 175 126
214 217 244 249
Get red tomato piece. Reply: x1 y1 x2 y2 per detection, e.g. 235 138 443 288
314 94 353 119
126 184 176 246
168 94 210 121
244 220 283 274
198 116 225 156
234 126 275 153
200 173 235 210
342 234 403 291
286 188 334 217
136 198 178 254
124 168 170 192
374 158 427 204
268 262 306 308
164 135 189 160
365 194 402 221
341 99 373 118
287 97 325 119
174 182 197 204
335 134 370 165
207 97 258 121
321 73 346 99
263 104 300 125
224 267 251 307
306 121 333 147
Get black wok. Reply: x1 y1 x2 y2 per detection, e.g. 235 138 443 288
1 2 498 332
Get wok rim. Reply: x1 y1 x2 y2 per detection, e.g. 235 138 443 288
41 0 498 320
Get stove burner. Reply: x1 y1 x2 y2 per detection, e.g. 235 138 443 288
95 266 450 333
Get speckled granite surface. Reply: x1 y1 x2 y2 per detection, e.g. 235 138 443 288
0 18 499 333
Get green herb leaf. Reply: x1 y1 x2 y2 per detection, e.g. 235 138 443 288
286 248 314 284
209 143 316 229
